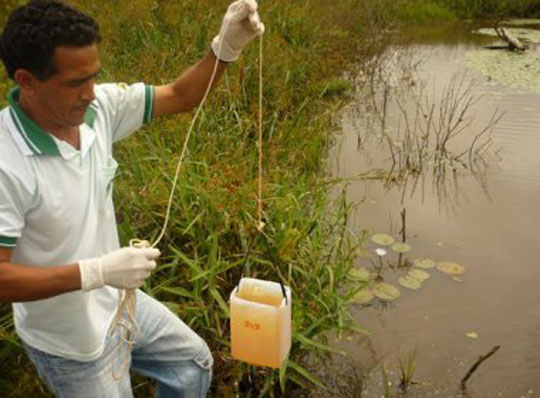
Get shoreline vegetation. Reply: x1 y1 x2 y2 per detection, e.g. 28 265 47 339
0 0 538 396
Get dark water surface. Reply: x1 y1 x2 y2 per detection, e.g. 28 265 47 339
329 25 540 397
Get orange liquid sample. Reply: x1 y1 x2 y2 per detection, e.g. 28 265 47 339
230 278 291 368
236 283 284 307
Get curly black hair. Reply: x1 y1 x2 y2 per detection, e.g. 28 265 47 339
0 0 101 81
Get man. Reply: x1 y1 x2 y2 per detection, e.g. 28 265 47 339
0 0 264 396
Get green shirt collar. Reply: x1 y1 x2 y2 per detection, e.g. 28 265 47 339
7 87 97 156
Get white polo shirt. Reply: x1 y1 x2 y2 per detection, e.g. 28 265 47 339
0 82 154 361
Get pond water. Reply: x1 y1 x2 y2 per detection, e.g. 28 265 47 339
328 23 540 397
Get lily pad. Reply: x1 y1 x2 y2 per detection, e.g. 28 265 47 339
353 288 374 304
373 282 401 301
399 276 422 290
413 258 436 269
349 267 371 281
408 269 430 281
437 261 466 275
371 233 395 246
391 242 412 253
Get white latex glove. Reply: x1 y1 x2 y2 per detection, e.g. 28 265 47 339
211 0 265 62
79 247 160 291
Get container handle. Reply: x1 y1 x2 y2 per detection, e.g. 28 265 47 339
236 233 289 305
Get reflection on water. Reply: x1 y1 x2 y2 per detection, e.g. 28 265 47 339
330 27 540 397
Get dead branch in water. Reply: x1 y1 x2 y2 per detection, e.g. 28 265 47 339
494 26 526 51
399 207 406 243
460 345 501 390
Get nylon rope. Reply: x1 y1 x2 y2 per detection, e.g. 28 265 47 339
257 33 264 232
110 22 265 380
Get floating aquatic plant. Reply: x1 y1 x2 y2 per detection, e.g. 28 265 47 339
399 276 422 290
349 267 372 281
465 48 540 94
353 288 375 304
413 258 436 269
437 261 466 275
373 282 401 301
391 242 412 253
371 233 395 246
362 225 467 303
408 269 430 281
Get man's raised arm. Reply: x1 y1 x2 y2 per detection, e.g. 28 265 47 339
152 0 264 117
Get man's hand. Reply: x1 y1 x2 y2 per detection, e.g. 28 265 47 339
211 0 265 62
79 247 160 291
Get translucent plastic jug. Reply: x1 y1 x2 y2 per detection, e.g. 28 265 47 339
230 277 292 368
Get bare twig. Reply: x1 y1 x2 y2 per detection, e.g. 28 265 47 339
461 345 501 389
400 207 406 243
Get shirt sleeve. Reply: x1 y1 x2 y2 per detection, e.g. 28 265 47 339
0 167 32 249
95 82 155 143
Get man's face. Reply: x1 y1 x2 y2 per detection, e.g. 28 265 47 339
33 44 101 128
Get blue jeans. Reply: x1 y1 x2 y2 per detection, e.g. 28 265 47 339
23 290 213 398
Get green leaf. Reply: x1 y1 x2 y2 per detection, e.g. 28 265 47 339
209 288 230 317
302 314 332 336
328 266 335 292
288 360 325 388
352 287 375 304
349 267 371 281
182 212 203 236
437 261 466 275
286 373 311 389
408 269 430 281
294 332 341 354
371 233 395 246
373 282 400 301
189 270 212 282
159 286 195 299
169 245 203 274
391 242 412 253
399 276 422 290
413 258 436 269
348 324 371 335
279 356 289 392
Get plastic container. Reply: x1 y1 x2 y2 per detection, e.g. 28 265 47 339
230 277 292 368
